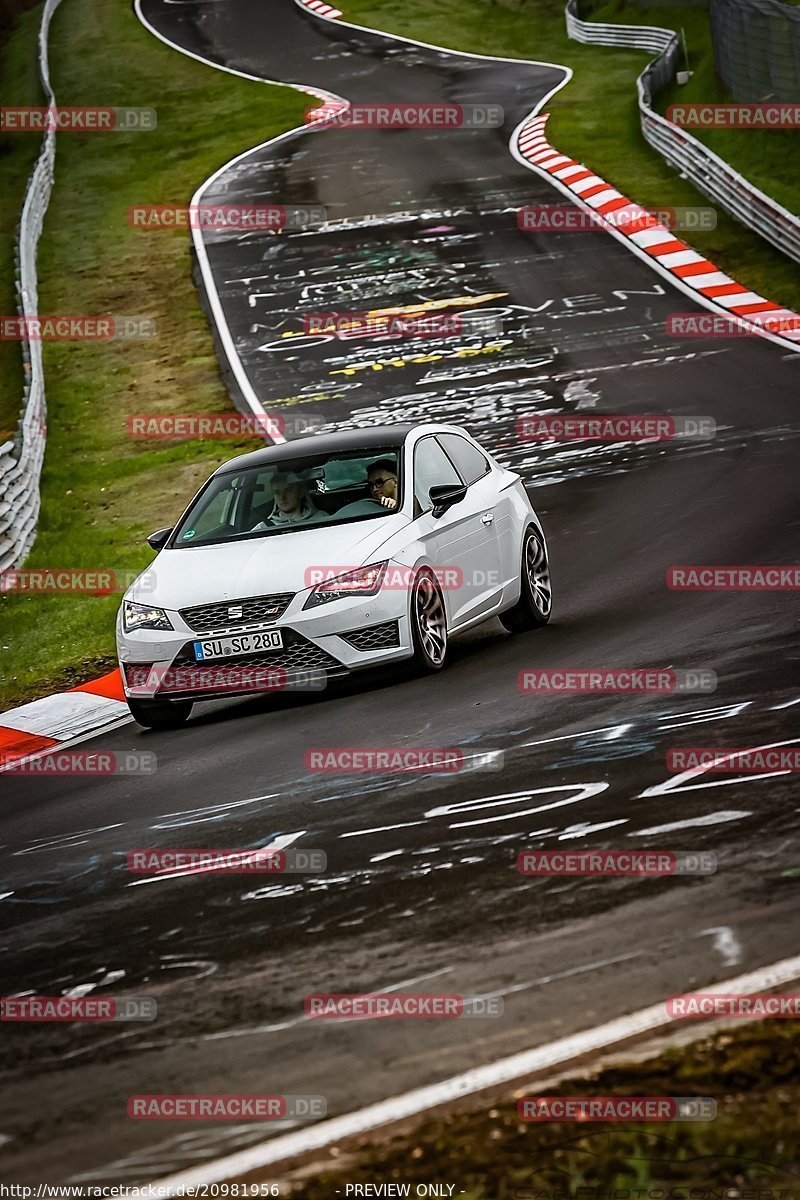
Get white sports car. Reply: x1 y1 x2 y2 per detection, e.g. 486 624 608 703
116 423 552 727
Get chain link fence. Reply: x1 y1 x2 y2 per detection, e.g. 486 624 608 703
0 0 63 572
565 0 800 263
710 0 800 102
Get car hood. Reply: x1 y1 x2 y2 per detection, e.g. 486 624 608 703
128 515 410 609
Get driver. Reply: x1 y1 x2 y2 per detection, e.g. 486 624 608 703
367 459 399 510
251 471 328 530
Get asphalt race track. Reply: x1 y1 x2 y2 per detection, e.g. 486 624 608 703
1 0 799 1184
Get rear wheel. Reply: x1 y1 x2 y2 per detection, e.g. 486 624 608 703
499 525 552 633
410 570 448 671
127 697 193 729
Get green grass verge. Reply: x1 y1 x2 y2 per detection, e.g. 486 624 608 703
290 1020 800 1197
0 0 307 711
342 0 800 311
0 5 48 440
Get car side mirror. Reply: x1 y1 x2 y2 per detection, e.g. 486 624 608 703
146 527 173 551
429 483 467 518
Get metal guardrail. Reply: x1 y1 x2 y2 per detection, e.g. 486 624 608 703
0 0 64 572
565 0 800 265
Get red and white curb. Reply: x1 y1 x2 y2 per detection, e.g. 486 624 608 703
0 669 130 769
512 114 800 353
298 0 343 18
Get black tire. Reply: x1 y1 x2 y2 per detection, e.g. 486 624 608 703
410 569 448 672
499 525 552 633
127 697 193 729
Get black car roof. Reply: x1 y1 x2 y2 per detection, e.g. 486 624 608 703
213 424 417 476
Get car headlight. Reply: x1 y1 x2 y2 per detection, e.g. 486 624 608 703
303 562 387 610
122 600 174 633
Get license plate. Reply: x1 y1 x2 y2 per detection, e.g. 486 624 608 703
193 630 284 661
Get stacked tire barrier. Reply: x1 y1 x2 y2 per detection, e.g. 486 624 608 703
709 0 800 103
0 0 63 572
565 0 800 264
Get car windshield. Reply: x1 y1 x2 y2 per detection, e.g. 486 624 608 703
170 446 403 548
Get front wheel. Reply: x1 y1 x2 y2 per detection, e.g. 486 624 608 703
127 697 193 729
499 525 552 633
410 570 448 672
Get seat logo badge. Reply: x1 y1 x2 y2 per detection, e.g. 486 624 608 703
228 605 243 619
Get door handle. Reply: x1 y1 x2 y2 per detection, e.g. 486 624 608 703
481 512 494 526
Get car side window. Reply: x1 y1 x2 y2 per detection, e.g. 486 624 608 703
437 433 490 486
414 437 462 514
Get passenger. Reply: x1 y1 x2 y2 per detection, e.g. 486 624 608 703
367 459 399 510
251 472 328 530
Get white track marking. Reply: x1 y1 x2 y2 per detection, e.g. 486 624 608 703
183 964 450 1041
631 811 752 835
638 737 800 797
478 950 644 1001
151 954 800 1190
13 823 124 856
427 782 609 829
127 831 306 887
151 795 279 831
556 818 627 840
341 820 426 839
701 925 742 967
521 724 626 748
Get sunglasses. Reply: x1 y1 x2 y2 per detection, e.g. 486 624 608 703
368 477 396 489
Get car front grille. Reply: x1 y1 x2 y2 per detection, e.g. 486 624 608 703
180 592 294 633
340 621 401 652
173 629 342 675
124 634 344 700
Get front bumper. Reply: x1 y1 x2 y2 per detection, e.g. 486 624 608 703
117 587 413 702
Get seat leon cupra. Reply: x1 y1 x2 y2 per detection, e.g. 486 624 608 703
116 423 552 727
